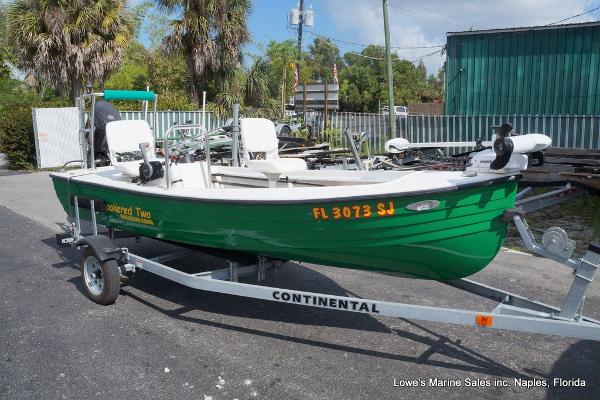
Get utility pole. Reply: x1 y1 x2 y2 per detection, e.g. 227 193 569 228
297 0 304 55
382 0 396 137
290 2 313 77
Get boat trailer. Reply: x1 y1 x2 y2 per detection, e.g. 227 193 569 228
57 184 600 341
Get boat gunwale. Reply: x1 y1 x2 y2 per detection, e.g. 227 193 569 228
51 172 521 205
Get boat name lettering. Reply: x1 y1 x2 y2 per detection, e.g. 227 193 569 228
272 291 380 313
106 203 154 225
312 201 395 220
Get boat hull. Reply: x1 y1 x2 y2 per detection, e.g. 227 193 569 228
51 176 517 280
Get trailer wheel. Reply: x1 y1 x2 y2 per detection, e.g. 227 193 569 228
278 125 292 137
80 248 120 305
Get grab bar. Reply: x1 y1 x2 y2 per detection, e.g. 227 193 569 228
162 124 209 189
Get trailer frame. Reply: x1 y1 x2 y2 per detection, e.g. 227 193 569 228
58 185 600 341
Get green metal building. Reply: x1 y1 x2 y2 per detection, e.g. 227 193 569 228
445 22 600 116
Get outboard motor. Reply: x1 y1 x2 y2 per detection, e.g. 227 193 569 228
385 137 410 154
91 101 121 161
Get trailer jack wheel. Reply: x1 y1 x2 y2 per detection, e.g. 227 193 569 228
80 248 121 305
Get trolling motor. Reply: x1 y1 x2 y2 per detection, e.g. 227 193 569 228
468 124 551 173
490 123 516 170
489 124 551 170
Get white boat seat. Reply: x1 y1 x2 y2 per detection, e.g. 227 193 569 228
240 118 307 176
105 120 161 176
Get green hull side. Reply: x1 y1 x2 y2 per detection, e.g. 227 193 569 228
51 177 517 280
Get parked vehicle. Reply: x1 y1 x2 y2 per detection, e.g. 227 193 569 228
381 105 409 118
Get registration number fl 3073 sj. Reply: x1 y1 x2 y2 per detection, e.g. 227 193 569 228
312 201 395 220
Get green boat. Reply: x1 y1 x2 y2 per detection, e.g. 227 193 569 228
50 90 550 280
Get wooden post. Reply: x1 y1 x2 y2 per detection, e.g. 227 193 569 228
303 82 307 116
324 81 328 137
281 64 286 119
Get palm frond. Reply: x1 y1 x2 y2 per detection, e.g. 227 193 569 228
6 0 134 99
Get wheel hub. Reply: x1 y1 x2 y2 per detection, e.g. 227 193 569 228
83 256 104 296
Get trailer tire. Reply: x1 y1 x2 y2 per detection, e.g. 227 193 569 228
80 248 121 305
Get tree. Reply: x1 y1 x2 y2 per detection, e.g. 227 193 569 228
6 0 134 101
159 0 251 106
265 40 298 102
338 45 439 112
244 58 271 108
0 3 18 79
305 37 344 82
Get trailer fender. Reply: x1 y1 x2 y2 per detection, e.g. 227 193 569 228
76 235 122 262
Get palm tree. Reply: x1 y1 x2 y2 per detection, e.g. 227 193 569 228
244 57 271 108
7 0 133 101
159 0 251 106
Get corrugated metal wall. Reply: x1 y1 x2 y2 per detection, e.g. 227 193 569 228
446 23 600 116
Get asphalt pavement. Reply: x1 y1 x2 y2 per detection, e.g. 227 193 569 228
0 172 599 399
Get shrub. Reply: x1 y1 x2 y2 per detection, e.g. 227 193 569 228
0 85 69 170
0 104 36 169
321 127 341 145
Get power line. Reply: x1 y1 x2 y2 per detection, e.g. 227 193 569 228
400 0 478 29
546 6 600 25
386 2 466 31
304 29 445 64
302 30 385 60
410 48 445 63
303 29 444 50
360 0 466 30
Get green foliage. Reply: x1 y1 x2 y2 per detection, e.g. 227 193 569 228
0 79 38 119
104 31 195 110
574 194 600 235
321 127 341 145
244 57 271 108
159 0 252 105
6 0 134 100
0 4 17 78
305 37 344 82
265 40 298 98
338 45 442 112
130 1 153 38
0 82 68 170
156 92 197 111
0 105 36 170
105 63 148 91
294 127 310 140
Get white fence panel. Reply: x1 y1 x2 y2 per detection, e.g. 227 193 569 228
32 107 81 169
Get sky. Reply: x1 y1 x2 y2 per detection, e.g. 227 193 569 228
137 0 600 76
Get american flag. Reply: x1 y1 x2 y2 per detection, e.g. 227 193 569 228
332 62 339 84
291 63 298 92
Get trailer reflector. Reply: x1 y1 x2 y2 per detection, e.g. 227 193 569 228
476 314 494 327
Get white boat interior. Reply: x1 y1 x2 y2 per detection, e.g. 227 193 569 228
52 117 553 202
